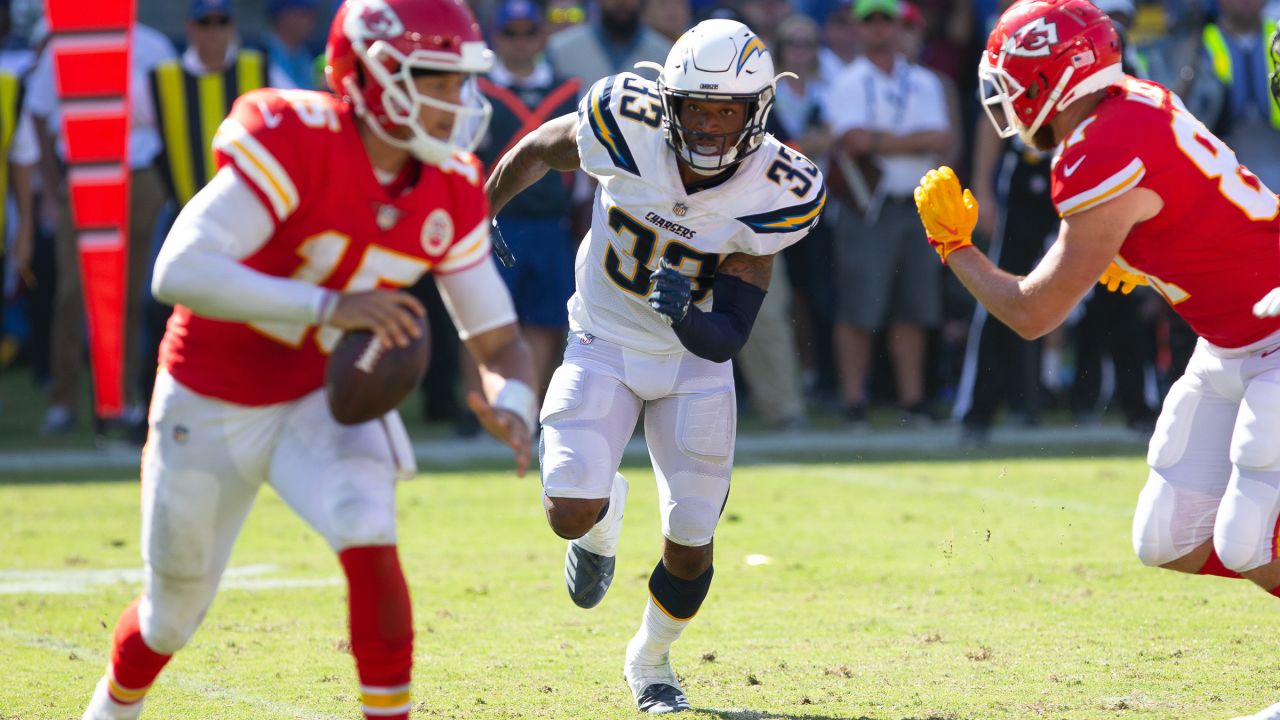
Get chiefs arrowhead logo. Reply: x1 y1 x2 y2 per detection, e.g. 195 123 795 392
348 0 403 40
1007 17 1059 58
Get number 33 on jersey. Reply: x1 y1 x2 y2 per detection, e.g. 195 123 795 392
159 87 492 406
1051 77 1280 349
571 72 826 355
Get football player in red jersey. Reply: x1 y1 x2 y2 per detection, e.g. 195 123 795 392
79 2 536 719
916 0 1280 638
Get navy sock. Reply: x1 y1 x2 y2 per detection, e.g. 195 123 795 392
648 560 713 620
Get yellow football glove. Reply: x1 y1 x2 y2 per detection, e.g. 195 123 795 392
1098 262 1147 295
914 166 978 264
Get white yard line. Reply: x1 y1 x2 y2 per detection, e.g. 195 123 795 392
0 625 347 720
0 564 342 595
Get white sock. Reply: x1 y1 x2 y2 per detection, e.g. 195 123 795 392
83 676 144 720
574 474 626 556
630 596 690 666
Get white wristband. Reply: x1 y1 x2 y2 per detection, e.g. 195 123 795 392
493 379 538 436
313 289 339 325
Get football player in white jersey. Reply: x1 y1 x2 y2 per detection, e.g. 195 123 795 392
486 19 824 714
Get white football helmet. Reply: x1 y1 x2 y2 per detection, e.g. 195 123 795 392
637 20 793 175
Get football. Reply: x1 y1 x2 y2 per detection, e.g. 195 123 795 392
325 313 430 425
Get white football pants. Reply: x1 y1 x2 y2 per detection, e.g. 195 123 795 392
539 334 735 547
1133 329 1280 574
136 370 415 654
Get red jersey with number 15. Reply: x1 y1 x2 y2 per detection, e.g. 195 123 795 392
158 87 491 406
1051 76 1280 349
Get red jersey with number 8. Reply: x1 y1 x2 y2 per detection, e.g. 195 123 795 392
1050 76 1280 349
158 87 491 406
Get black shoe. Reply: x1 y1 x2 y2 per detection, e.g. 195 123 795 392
843 404 868 426
634 683 691 714
898 401 939 426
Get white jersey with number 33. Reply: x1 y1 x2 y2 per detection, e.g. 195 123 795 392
571 72 826 355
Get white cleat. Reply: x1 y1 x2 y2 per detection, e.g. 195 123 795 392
624 635 691 714
1231 701 1280 720
564 473 628 609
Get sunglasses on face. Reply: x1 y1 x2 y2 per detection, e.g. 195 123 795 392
547 6 585 24
195 15 231 27
500 27 540 38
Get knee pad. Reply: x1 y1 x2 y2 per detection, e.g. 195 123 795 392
1213 472 1280 574
662 474 728 547
324 459 398 551
140 573 217 654
1230 375 1280 471
1131 471 1208 566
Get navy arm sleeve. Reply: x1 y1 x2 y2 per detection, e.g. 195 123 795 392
670 272 767 363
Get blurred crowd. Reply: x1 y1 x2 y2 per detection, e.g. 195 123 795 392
1 0 1278 444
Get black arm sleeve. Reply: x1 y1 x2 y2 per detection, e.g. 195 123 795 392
670 272 767 363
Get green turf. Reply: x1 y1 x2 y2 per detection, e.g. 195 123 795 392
2 456 1275 720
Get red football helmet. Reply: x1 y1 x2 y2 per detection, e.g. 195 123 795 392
980 0 1122 146
326 0 494 165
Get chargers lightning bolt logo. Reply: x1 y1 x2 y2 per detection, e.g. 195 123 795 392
736 36 767 76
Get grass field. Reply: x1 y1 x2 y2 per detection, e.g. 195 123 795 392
2 453 1278 720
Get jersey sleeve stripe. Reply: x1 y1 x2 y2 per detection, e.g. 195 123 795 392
435 220 491 273
587 75 640 176
1056 158 1145 217
734 186 827 234
212 119 299 220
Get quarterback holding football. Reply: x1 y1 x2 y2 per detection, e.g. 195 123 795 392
486 19 824 714
80 1 536 719
915 0 1280 668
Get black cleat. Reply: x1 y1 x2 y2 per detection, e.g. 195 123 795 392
564 541 616 609
634 683 691 714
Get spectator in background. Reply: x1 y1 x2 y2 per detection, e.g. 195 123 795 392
266 0 319 90
740 0 795 45
952 120 1057 444
771 14 838 398
26 21 176 435
827 0 952 425
137 0 292 439
0 7 39 392
1193 0 1280 191
476 0 580 401
644 0 692 42
546 0 672 90
819 0 859 83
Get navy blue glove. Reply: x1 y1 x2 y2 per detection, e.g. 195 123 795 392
647 259 692 325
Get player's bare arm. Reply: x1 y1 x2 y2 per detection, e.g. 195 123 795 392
717 251 774 290
485 112 580 216
922 167 1161 340
462 323 538 477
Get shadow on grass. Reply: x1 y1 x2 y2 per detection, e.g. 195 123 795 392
697 709 966 720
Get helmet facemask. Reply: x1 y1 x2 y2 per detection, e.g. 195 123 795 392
979 49 1075 148
657 83 775 175
347 38 493 165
